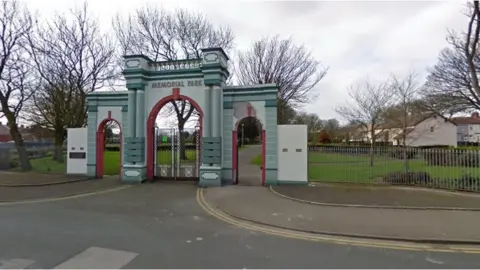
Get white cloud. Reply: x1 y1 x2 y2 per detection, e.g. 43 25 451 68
16 0 469 124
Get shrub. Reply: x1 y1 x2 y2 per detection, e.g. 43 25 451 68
457 175 480 191
389 148 417 160
317 131 332 143
418 145 451 149
9 159 19 169
383 171 431 186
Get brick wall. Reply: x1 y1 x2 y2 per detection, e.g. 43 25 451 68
0 134 11 142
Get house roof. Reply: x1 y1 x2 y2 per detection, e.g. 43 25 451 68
381 113 457 129
337 124 362 135
451 117 480 125
380 113 435 129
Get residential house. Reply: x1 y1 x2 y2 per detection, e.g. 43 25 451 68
338 114 458 147
0 123 54 143
337 124 369 143
376 114 458 147
452 112 480 143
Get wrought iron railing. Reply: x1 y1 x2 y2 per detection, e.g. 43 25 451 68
307 145 480 192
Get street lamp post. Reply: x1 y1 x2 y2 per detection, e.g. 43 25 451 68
241 123 245 147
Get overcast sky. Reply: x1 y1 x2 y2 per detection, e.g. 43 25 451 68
21 0 468 123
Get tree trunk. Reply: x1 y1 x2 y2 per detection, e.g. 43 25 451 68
178 122 187 160
53 130 64 163
402 128 409 173
369 128 375 167
369 143 374 167
8 121 32 171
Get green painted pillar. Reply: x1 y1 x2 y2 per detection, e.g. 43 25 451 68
203 86 211 138
211 85 220 137
136 89 145 138
211 85 221 166
127 89 136 138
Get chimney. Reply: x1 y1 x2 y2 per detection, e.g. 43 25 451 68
473 112 480 119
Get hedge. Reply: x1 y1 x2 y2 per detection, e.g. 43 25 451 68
308 144 417 158
383 171 480 192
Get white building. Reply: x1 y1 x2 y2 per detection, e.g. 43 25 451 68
452 112 480 143
341 114 458 147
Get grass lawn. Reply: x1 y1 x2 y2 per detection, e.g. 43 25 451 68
251 152 480 183
24 149 198 175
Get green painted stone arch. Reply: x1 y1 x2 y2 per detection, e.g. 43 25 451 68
85 47 279 187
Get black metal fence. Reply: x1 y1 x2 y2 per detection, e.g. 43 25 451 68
307 144 480 192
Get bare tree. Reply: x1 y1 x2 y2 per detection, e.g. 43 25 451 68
0 0 33 170
423 1 480 114
335 79 392 166
236 35 328 124
113 6 234 159
387 72 422 146
385 72 423 171
322 118 340 138
27 2 116 162
293 111 323 141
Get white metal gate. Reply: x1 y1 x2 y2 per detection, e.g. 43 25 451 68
154 127 201 180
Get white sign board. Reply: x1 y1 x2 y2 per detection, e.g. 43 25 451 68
277 125 308 183
67 128 88 175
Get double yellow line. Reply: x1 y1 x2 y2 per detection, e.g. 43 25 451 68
196 188 480 254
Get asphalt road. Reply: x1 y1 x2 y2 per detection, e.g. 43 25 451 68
0 182 479 269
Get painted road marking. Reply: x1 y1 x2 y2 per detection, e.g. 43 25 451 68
196 188 480 254
0 258 35 269
53 247 138 269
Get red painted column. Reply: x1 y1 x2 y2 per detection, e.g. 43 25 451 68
96 131 104 178
261 129 266 185
146 113 155 180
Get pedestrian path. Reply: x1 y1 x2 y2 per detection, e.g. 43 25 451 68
237 145 262 186
0 176 123 202
0 246 138 269
203 185 480 243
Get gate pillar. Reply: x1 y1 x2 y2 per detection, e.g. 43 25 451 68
198 48 229 187
120 55 150 183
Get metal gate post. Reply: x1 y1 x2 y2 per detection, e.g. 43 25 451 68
170 129 175 179
195 126 200 177
176 129 181 178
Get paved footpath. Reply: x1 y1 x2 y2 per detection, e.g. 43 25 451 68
0 171 89 186
203 185 480 243
273 183 480 209
0 176 123 202
1 182 480 268
237 145 262 186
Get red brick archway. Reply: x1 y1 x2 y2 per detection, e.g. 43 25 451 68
146 90 204 180
233 117 266 185
96 115 122 178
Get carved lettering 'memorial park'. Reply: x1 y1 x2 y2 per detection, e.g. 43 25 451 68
75 47 308 187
